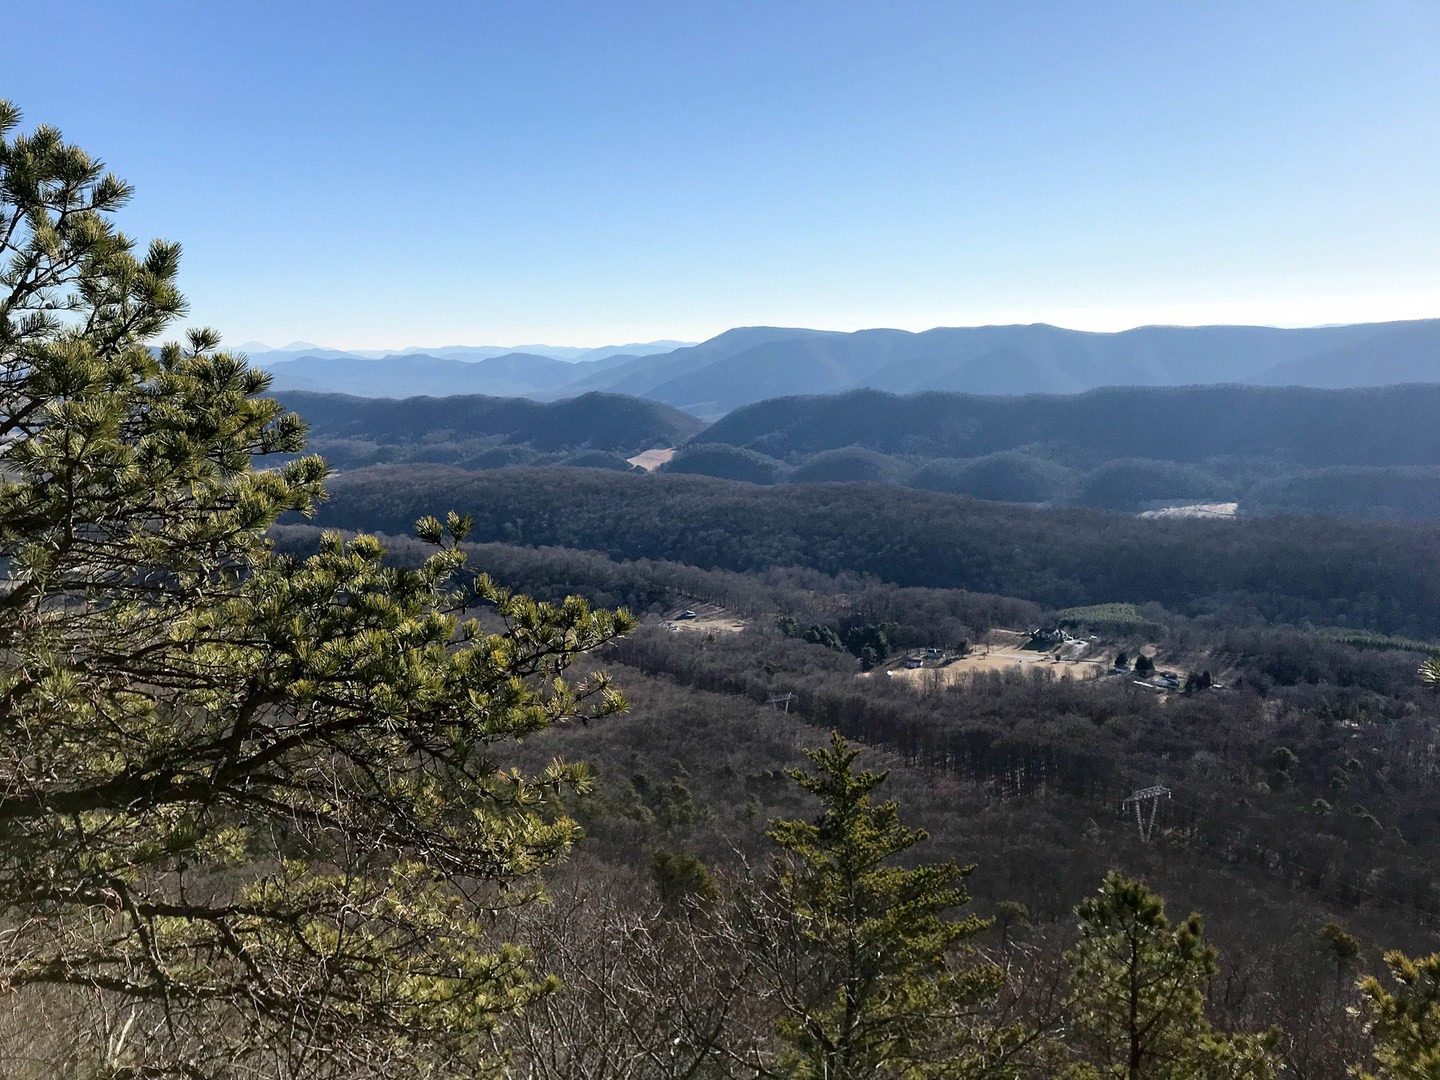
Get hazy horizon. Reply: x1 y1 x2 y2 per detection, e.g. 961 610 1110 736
239 311 1440 358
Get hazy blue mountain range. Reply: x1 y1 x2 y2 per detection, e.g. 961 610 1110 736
249 320 1439 411
603 320 1440 416
263 352 641 398
246 339 690 372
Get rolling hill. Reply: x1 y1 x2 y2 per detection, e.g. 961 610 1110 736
267 379 1440 521
271 390 705 471
691 383 1440 468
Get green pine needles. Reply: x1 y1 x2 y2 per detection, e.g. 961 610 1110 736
0 102 633 1078
1063 872 1280 1080
752 732 1004 1079
1354 950 1440 1080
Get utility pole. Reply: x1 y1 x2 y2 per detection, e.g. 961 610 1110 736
767 692 797 714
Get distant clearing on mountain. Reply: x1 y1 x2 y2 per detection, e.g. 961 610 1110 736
626 447 677 471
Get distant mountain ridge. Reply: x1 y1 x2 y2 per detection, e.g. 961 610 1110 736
271 389 705 473
611 320 1440 415
264 352 642 398
247 339 690 373
663 382 1440 522
250 320 1440 410
693 383 1440 467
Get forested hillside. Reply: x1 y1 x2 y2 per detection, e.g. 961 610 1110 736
696 384 1440 467
270 389 704 470
273 383 1440 521
312 465 1440 636
673 384 1440 520
270 504 1440 1077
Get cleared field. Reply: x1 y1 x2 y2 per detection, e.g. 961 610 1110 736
882 651 1107 688
877 628 1108 688
626 447 677 471
1138 502 1238 520
660 604 746 634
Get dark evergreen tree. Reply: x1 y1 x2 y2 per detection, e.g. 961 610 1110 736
1315 921 1362 994
1065 873 1281 1079
651 849 721 914
1354 950 1440 1079
746 732 1009 1078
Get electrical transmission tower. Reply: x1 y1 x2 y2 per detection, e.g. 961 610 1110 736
766 692 797 714
1122 784 1171 842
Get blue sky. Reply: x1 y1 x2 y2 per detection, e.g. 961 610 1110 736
7 1 1438 349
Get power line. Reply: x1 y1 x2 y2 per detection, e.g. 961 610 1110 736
1122 785 1172 842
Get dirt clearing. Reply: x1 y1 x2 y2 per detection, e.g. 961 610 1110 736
660 603 746 634
876 629 1107 688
